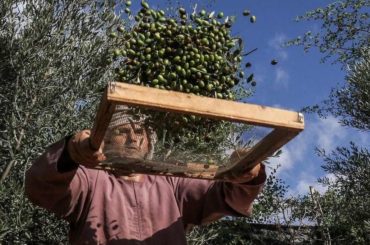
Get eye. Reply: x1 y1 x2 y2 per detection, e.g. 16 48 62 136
113 127 130 135
134 128 144 135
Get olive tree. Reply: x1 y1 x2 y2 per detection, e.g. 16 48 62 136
0 0 124 242
287 0 370 243
287 0 370 130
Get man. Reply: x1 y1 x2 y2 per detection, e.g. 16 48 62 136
25 107 266 244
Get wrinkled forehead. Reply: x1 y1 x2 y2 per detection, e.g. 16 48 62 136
114 122 146 130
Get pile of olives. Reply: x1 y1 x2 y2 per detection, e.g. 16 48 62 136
109 1 258 100
108 1 262 154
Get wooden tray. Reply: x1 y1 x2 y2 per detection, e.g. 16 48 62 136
90 82 304 180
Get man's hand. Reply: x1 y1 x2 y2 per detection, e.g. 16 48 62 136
67 130 106 168
226 148 262 184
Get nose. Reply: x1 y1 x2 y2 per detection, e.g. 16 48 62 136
127 128 138 144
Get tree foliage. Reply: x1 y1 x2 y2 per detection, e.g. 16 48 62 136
287 0 370 66
318 143 370 242
0 0 123 242
303 50 370 130
294 143 370 244
290 0 370 130
287 1 370 243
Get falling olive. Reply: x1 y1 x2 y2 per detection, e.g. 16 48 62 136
271 59 278 65
250 15 256 23
243 10 250 16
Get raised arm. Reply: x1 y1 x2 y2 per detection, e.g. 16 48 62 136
171 163 266 228
25 130 103 222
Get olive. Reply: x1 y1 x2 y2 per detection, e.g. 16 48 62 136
243 10 250 16
108 32 117 38
178 8 186 15
141 1 149 9
250 15 256 23
247 74 254 83
154 32 161 40
113 49 121 57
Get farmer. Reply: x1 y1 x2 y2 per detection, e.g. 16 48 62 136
25 106 266 244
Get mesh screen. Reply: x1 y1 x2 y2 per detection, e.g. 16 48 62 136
96 104 271 176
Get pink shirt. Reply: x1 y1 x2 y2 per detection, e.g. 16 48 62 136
25 139 266 244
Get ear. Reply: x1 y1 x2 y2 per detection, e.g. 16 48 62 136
145 127 157 160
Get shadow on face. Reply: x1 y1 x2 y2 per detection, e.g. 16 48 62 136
104 122 150 160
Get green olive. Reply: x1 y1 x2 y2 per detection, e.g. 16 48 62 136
141 1 149 9
108 32 117 38
178 8 186 15
250 15 256 23
217 12 224 19
243 10 250 16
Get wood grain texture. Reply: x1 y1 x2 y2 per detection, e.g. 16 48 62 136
90 87 116 150
107 82 304 130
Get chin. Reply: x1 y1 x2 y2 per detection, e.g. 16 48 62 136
105 146 144 158
119 150 146 160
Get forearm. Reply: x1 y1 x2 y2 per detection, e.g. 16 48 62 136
24 137 88 219
174 164 266 227
223 164 266 217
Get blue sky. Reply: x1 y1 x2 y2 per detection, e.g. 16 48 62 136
202 0 369 195
128 0 369 195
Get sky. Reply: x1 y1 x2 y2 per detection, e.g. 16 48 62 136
145 0 369 196
210 0 369 196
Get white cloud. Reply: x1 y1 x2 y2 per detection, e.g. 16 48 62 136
268 33 289 61
268 130 308 176
274 67 290 87
267 114 367 196
267 34 290 88
294 176 326 196
315 116 348 151
289 173 338 196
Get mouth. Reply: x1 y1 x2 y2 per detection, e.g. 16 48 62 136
124 146 140 151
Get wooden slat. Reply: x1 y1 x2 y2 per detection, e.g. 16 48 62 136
90 88 116 150
95 159 220 179
108 82 304 130
216 128 300 180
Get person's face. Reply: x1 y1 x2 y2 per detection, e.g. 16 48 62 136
105 122 149 159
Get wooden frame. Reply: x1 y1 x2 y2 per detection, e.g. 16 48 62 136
91 82 304 180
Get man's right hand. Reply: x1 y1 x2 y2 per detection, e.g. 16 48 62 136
67 130 106 168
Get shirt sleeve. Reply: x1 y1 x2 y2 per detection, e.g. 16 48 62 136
172 164 266 227
24 138 98 223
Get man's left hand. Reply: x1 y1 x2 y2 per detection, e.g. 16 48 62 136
225 148 263 184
